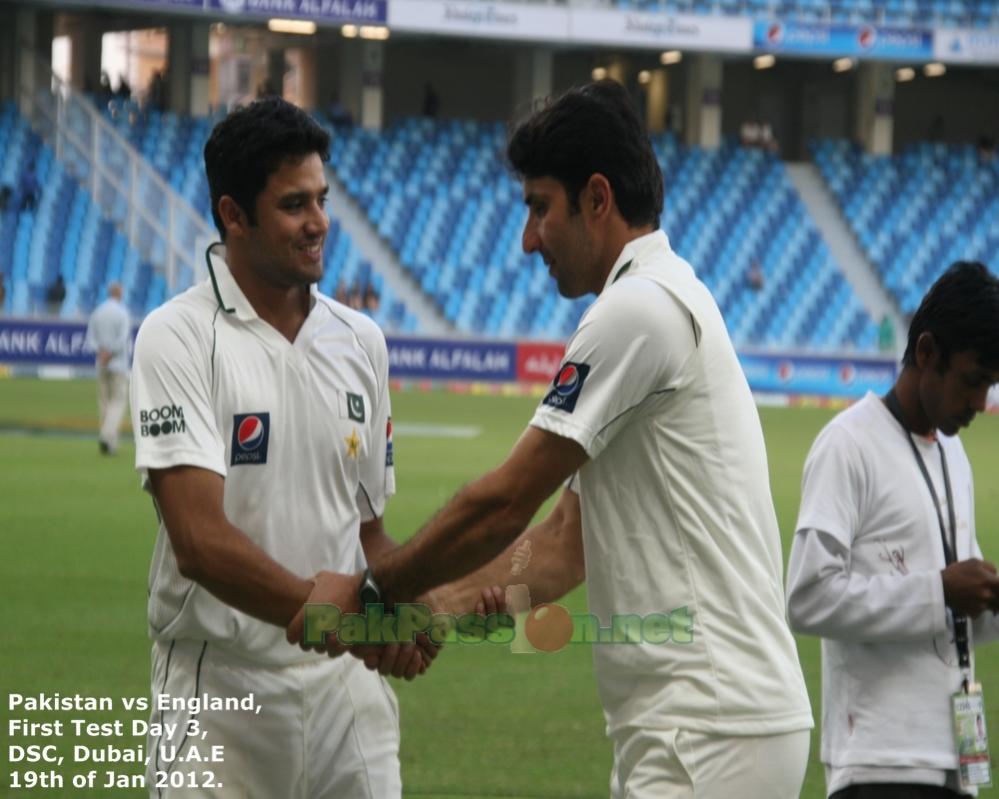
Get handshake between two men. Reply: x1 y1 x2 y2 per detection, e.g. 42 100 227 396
286 570 510 681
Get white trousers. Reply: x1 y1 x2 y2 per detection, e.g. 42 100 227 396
147 640 401 799
610 726 811 799
97 367 129 450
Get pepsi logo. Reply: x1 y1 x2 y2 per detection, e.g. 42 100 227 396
542 361 591 414
555 365 580 396
237 415 265 451
767 22 784 45
858 26 876 49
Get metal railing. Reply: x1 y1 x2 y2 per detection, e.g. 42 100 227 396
17 51 214 295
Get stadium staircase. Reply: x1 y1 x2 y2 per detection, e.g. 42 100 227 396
0 101 164 319
324 169 451 335
786 163 903 342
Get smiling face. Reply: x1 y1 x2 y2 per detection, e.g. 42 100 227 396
521 176 602 299
919 346 998 436
227 152 330 290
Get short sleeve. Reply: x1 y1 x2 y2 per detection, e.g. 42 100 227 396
794 422 864 548
529 278 697 459
130 308 226 478
355 328 395 521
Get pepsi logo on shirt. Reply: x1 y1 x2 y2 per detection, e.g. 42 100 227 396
542 362 591 413
231 413 270 465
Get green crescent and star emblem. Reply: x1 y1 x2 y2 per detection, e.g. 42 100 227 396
347 392 366 422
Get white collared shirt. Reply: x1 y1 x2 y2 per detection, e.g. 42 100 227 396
131 246 395 665
530 230 813 736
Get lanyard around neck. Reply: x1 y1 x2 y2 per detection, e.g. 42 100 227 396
883 390 970 673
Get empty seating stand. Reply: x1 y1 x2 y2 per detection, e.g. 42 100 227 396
812 139 999 315
326 117 877 351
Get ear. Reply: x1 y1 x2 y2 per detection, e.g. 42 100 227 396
218 195 250 238
583 173 613 221
914 331 938 370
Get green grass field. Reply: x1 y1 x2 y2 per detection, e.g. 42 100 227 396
2 377 998 798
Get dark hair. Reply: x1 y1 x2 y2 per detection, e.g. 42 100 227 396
204 97 330 239
507 80 664 229
903 261 999 369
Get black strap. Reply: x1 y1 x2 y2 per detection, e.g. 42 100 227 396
883 390 970 673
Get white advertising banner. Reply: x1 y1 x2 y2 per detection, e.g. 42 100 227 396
569 9 752 52
933 28 999 64
388 1 569 42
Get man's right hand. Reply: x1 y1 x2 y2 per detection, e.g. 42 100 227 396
942 559 999 617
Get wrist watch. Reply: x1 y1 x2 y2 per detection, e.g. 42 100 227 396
359 567 383 608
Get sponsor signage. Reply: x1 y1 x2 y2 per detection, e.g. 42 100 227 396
388 1 567 41
754 20 932 60
386 336 517 382
94 0 386 23
934 29 999 64
738 352 896 398
0 319 120 366
571 9 751 51
0 321 895 399
516 342 565 384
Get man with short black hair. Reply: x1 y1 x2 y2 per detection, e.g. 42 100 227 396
290 81 813 798
788 261 999 798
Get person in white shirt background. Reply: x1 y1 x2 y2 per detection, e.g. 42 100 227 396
288 80 813 799
85 281 130 454
787 261 999 799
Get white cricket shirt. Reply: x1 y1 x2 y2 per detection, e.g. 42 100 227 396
531 230 813 736
131 247 395 666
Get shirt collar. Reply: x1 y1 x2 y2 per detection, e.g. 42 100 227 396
205 243 319 322
601 229 671 294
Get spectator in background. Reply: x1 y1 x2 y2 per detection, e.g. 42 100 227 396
740 116 762 148
116 74 132 101
747 258 765 291
147 70 167 113
878 313 896 353
0 183 11 211
98 71 113 109
422 82 440 118
19 167 39 211
45 274 65 315
976 134 995 164
347 282 363 311
363 283 380 314
85 282 131 455
759 120 779 154
257 78 278 99
327 91 352 127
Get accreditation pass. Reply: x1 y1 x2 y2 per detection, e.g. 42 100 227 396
953 683 992 790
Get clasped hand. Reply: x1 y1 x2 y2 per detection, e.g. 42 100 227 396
285 571 505 681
